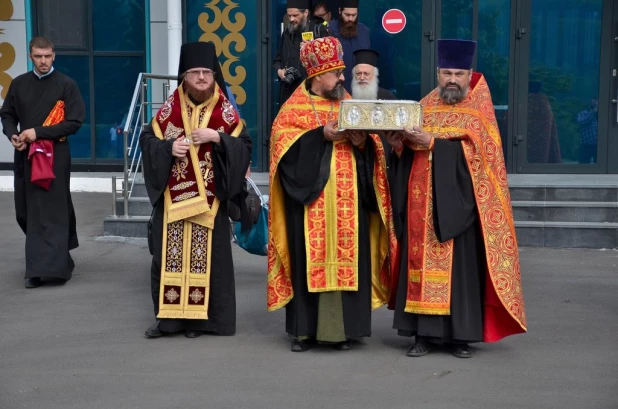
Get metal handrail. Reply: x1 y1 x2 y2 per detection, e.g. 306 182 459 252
121 73 177 217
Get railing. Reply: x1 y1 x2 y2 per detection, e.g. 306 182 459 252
112 73 177 217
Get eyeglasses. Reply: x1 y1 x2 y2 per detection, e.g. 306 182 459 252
315 11 330 18
331 69 345 78
185 69 215 78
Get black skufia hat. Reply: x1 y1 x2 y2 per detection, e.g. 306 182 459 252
177 41 228 98
437 39 477 69
340 0 359 8
287 0 309 9
353 49 379 67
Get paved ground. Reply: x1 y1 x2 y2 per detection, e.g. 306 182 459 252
0 192 616 409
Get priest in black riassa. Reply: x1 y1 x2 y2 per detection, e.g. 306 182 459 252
140 42 252 339
0 36 85 289
351 49 397 160
273 0 330 107
351 49 396 101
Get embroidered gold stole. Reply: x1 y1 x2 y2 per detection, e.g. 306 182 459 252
402 74 526 335
267 83 396 312
152 83 243 319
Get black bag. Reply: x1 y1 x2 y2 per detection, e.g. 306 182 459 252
229 178 262 226
245 181 262 224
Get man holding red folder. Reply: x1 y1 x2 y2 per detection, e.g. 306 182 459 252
0 36 85 288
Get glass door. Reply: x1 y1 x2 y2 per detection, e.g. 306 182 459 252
514 0 614 173
441 0 513 165
608 0 618 173
358 0 424 101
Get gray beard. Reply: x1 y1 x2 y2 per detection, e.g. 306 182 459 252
323 84 345 101
351 80 379 100
439 85 468 105
286 21 308 34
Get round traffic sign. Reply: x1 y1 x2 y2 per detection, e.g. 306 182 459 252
382 9 406 34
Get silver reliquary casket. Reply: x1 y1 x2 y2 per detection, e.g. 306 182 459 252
338 99 423 131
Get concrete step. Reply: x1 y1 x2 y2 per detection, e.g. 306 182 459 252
115 197 153 217
103 215 149 238
515 221 618 249
510 186 618 202
126 183 614 203
512 201 618 223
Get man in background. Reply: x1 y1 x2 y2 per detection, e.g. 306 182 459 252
273 0 330 106
328 0 370 92
577 98 598 164
351 49 396 100
312 1 332 23
351 49 396 160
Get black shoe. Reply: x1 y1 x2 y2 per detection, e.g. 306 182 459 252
452 344 473 358
184 330 202 338
333 341 351 351
406 340 434 357
45 277 68 286
291 339 313 352
24 278 42 289
144 320 163 338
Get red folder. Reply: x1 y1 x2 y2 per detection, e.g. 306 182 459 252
28 101 65 190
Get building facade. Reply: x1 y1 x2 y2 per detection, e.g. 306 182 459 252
1 0 617 173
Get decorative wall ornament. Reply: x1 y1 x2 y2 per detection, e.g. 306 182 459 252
0 0 16 100
197 0 247 105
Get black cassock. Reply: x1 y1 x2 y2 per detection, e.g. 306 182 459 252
139 124 251 335
0 70 85 281
377 87 397 100
278 128 379 340
390 139 486 344
272 20 330 106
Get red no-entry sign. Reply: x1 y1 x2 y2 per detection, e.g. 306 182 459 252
382 9 406 34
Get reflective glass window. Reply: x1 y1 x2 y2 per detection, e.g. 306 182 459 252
93 0 145 52
359 3 423 101
478 0 511 160
53 55 91 160
93 56 144 160
526 0 602 164
441 0 473 40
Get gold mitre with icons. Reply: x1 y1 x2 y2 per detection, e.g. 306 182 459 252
338 100 423 131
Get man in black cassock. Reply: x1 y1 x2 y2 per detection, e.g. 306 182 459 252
268 37 393 352
385 39 526 358
0 36 84 289
351 49 396 101
273 0 330 106
351 49 397 160
328 0 371 92
140 42 251 339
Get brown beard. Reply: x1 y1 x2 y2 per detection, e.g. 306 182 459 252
323 83 345 101
339 19 357 38
186 83 215 104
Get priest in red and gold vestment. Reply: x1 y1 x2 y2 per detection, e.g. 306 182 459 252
268 37 396 352
139 42 252 339
386 39 526 358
